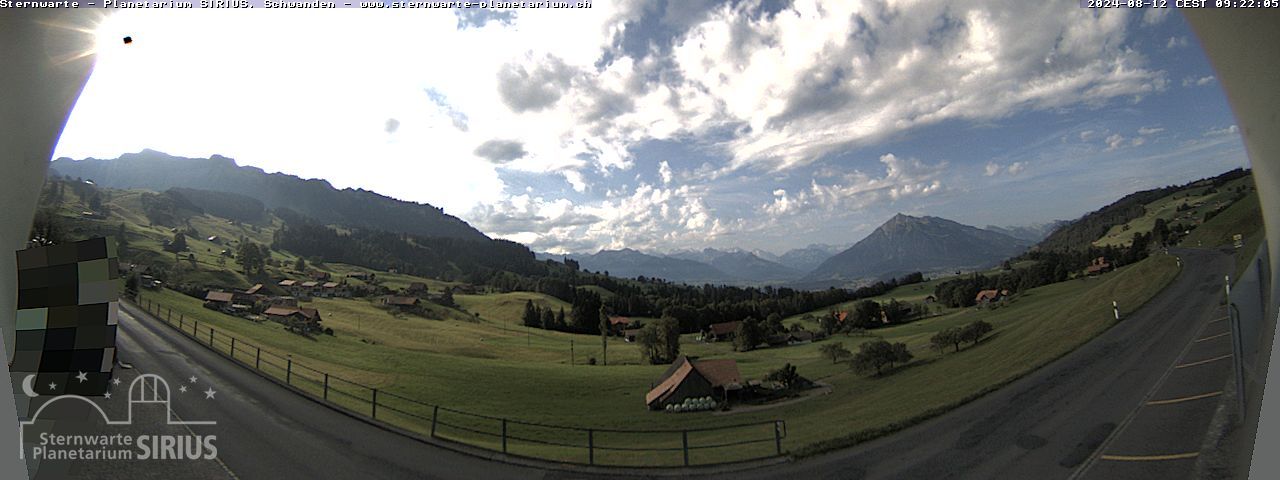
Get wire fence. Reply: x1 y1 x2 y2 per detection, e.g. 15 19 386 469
130 294 788 467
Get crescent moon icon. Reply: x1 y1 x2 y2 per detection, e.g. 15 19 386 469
20 374 39 398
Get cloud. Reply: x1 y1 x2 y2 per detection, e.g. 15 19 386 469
984 161 1001 176
424 88 469 132
473 139 528 163
455 8 517 30
471 182 732 254
761 154 946 217
1079 130 1097 141
496 55 576 113
384 118 400 134
1138 126 1164 136
1182 75 1215 87
658 160 673 184
1006 161 1026 175
1205 125 1239 137
657 2 1169 174
1144 8 1171 26
1166 36 1189 49
1105 133 1126 151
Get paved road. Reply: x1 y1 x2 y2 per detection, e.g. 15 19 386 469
23 248 1235 479
723 248 1236 480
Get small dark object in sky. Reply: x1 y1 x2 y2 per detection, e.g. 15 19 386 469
122 36 132 45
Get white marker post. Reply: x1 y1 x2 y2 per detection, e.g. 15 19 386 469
1113 300 1120 321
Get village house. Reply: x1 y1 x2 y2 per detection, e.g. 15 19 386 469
645 356 743 410
607 316 632 335
317 281 348 298
1085 257 1113 276
308 271 332 282
203 291 235 313
702 321 741 342
264 306 323 334
405 282 429 295
787 330 817 345
623 328 644 343
975 289 1009 305
382 295 421 313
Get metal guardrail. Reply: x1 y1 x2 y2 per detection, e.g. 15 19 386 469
130 294 787 467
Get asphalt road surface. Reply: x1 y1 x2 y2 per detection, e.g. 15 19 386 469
22 248 1235 479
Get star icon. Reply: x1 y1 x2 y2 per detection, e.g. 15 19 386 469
75 371 88 383
179 385 188 393
104 392 112 400
112 378 122 386
189 376 198 384
48 382 57 391
203 388 216 400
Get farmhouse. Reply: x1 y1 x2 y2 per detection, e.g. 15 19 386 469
264 306 323 334
607 316 631 335
645 356 743 410
703 321 741 342
975 289 1009 305
406 282 429 294
1085 257 1112 276
244 283 263 295
203 291 235 312
309 271 332 281
382 295 421 313
623 328 643 343
788 330 817 345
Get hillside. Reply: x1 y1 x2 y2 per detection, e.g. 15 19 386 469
805 214 1030 283
50 150 487 241
1035 168 1251 252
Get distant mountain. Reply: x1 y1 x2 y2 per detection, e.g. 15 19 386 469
985 221 1069 243
573 249 729 284
666 248 801 282
776 244 845 273
49 150 487 241
806 214 1031 283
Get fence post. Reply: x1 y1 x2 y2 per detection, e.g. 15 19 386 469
167 307 171 322
255 347 261 370
502 419 508 454
193 320 198 336
323 374 329 400
588 429 594 465
372 389 378 419
286 357 293 385
179 316 184 330
775 421 783 456
230 337 236 358
682 431 689 466
431 406 439 437
179 313 183 326
209 328 215 347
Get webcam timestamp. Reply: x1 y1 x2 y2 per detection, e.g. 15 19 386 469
1084 0 1278 6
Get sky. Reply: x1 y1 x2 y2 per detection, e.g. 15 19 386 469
54 1 1248 256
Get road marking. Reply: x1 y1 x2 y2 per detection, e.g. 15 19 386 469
1146 391 1223 406
1175 354 1232 369
1099 452 1199 462
1195 332 1230 343
1207 316 1229 325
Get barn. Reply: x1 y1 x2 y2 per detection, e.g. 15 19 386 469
645 356 743 410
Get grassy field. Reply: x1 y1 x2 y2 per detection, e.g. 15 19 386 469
134 251 1181 464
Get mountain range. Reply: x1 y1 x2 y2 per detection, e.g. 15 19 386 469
49 150 486 241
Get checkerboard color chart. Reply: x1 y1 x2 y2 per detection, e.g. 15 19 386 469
13 238 120 396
